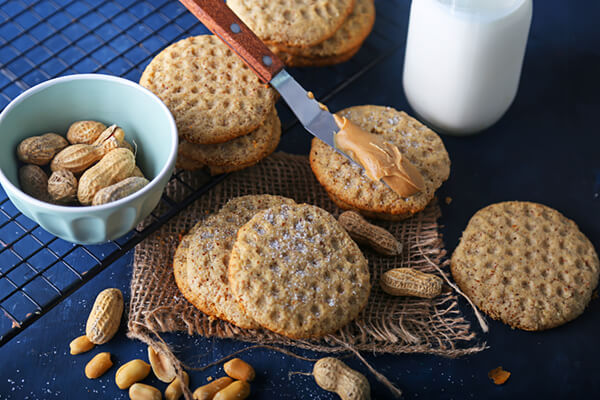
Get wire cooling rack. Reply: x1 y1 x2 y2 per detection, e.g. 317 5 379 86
0 0 407 345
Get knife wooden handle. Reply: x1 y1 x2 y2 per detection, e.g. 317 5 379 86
179 0 284 83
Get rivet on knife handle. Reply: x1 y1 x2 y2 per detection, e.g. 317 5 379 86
179 0 284 83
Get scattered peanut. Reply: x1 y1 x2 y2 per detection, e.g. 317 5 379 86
193 377 233 400
223 358 255 382
67 120 107 144
92 176 149 206
116 359 152 390
78 148 136 205
313 357 371 400
48 169 78 203
165 371 189 400
18 164 49 201
86 288 123 345
69 335 95 355
213 380 250 400
338 211 402 256
17 133 68 165
85 352 113 379
50 144 105 173
148 345 177 383
129 383 162 400
380 268 442 298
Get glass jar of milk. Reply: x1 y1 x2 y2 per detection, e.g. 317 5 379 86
403 0 532 135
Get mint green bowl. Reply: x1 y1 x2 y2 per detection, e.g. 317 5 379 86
0 74 178 244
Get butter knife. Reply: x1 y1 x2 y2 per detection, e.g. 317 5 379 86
179 0 347 158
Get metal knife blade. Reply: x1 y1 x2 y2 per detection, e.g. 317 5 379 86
270 70 353 163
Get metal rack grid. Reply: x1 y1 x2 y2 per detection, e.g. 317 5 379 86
0 0 407 346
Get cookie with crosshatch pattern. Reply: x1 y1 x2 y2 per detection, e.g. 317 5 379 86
139 35 277 144
178 107 281 175
228 0 356 48
309 105 450 220
228 203 371 338
269 0 375 66
174 195 296 329
451 201 599 331
273 45 361 68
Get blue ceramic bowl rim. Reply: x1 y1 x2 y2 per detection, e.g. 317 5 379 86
0 73 178 214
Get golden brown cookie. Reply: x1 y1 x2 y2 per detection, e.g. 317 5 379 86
181 195 296 329
273 45 361 68
451 201 600 331
228 203 371 338
173 222 203 315
178 107 281 175
175 153 203 171
228 0 356 48
270 0 374 62
140 35 277 144
309 105 450 220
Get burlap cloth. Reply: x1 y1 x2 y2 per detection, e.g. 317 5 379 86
127 153 486 397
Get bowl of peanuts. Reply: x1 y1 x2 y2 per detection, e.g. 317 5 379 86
0 74 178 244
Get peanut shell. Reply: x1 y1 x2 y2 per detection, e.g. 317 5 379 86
48 169 78 204
17 133 68 165
18 164 49 201
67 120 107 144
380 268 442 298
77 148 136 205
92 176 149 206
50 144 104 173
86 288 123 344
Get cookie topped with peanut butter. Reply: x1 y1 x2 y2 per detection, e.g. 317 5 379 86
310 105 450 220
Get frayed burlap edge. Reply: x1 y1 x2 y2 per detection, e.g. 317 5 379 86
127 153 486 399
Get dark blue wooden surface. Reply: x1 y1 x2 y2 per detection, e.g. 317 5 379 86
1 0 600 399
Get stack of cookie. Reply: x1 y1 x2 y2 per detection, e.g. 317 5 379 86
229 0 375 67
310 105 451 220
173 195 372 338
140 35 280 174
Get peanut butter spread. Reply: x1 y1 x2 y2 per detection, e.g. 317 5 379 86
333 115 425 197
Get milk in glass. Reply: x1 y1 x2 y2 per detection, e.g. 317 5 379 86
403 0 532 135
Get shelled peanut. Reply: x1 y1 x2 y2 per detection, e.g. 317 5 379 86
223 358 255 382
69 335 95 355
165 371 189 400
116 359 152 389
129 383 162 400
148 345 177 383
85 352 113 379
16 120 147 206
193 358 255 400
193 377 233 400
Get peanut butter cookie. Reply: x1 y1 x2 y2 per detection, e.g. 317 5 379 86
140 35 277 144
178 107 281 175
228 203 371 338
270 0 374 65
309 105 450 220
228 0 356 48
451 201 599 331
175 195 295 329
